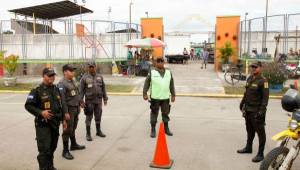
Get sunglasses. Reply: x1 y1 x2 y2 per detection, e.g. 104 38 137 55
157 60 164 63
250 66 258 69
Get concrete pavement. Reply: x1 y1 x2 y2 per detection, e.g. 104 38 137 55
12 61 224 95
134 62 225 94
0 93 299 170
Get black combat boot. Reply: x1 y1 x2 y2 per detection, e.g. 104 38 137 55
48 155 57 170
62 141 74 160
252 145 264 163
37 156 48 170
164 122 173 136
237 142 253 154
150 124 156 138
96 123 106 138
70 136 86 151
86 126 93 141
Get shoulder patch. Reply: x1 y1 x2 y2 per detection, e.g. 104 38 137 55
264 82 269 88
27 95 34 99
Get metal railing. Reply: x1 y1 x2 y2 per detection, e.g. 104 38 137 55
239 13 300 59
0 18 141 62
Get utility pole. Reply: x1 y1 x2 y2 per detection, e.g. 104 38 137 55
263 0 269 56
129 1 133 40
108 6 112 20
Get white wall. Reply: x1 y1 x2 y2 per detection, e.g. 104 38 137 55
164 34 191 55
1 33 130 60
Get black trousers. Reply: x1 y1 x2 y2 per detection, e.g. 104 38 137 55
62 106 80 142
84 103 102 126
245 112 266 154
150 99 171 125
35 123 59 169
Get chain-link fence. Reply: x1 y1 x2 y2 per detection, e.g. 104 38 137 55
239 13 300 60
0 18 141 61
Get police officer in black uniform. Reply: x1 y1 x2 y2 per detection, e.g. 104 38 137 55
58 64 85 160
25 68 65 170
237 61 269 163
80 62 108 141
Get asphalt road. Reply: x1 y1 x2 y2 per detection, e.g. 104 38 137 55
0 93 299 170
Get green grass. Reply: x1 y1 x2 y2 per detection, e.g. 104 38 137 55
0 81 135 93
224 86 290 96
0 83 36 91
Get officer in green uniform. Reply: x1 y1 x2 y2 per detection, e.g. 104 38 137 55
58 64 85 160
237 61 269 163
143 58 176 138
80 62 108 141
25 68 65 170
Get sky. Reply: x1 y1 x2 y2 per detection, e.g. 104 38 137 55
0 0 299 32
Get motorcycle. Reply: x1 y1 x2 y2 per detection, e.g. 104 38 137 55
260 88 300 170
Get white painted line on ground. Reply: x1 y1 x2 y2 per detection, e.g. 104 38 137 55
0 94 21 101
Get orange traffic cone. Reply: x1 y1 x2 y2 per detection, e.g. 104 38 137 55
150 122 174 169
294 80 298 90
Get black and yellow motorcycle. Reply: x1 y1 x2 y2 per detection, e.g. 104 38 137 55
260 88 300 170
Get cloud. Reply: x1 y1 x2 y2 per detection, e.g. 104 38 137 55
0 0 299 31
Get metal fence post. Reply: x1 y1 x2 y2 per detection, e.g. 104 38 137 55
247 20 251 55
239 21 243 57
21 20 27 59
111 21 116 60
92 20 96 59
283 14 286 54
68 19 72 59
285 14 289 54
0 21 3 52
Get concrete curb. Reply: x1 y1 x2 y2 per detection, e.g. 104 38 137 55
0 90 283 99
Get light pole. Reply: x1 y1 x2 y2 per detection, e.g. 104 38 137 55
145 11 149 18
244 12 248 54
108 6 112 20
129 1 133 40
264 0 269 56
74 0 86 24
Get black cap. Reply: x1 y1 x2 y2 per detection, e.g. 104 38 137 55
250 61 262 67
42 68 56 76
62 64 76 72
87 61 96 67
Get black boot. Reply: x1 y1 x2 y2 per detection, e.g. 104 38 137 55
164 122 173 136
62 141 74 160
252 145 264 163
70 136 86 151
96 123 106 138
86 126 93 141
48 155 57 170
150 124 156 138
237 143 252 154
252 153 264 163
